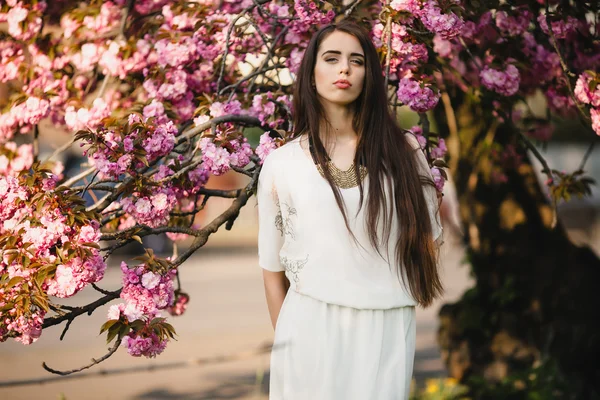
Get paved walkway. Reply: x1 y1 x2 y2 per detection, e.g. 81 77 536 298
0 235 471 400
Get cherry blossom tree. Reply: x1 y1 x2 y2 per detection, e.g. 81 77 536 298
0 0 598 396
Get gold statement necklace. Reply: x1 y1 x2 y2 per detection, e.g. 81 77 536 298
308 136 368 189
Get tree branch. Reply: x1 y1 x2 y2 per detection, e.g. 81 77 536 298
216 2 260 94
172 165 260 269
343 0 362 17
543 2 590 123
42 290 121 329
100 225 203 242
32 124 39 163
579 141 596 171
384 14 392 90
43 137 75 163
177 114 263 145
60 167 96 188
42 338 122 376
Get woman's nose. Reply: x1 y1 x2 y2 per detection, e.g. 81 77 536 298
340 62 349 75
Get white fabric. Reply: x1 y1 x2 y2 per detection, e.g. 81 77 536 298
257 134 443 310
269 289 416 400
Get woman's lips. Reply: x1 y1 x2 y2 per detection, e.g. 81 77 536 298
334 82 351 89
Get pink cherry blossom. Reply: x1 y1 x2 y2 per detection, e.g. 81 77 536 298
390 0 420 13
142 120 177 161
6 2 43 41
9 311 45 345
418 1 464 40
537 14 578 39
122 331 167 358
82 1 121 35
60 14 81 39
107 304 126 321
397 78 441 112
65 98 111 132
255 133 277 164
121 188 177 228
431 167 445 192
199 138 232 175
430 138 447 159
0 41 25 82
495 8 532 37
167 292 189 316
119 261 177 321
591 108 600 136
480 64 520 96
574 72 600 107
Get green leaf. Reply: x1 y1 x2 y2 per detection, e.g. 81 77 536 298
6 276 24 289
130 320 145 330
35 270 47 288
118 323 131 340
106 324 120 344
6 251 18 266
100 319 119 334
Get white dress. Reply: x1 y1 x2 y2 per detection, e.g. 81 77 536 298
257 134 442 400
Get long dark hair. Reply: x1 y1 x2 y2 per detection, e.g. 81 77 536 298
292 19 443 307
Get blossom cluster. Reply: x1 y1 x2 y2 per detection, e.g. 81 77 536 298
390 0 464 39
0 142 33 176
397 78 441 113
575 72 600 136
104 260 177 357
372 23 428 78
293 0 335 28
255 132 278 164
495 8 532 37
81 114 177 180
0 1 45 41
480 64 521 97
537 14 578 39
410 126 447 192
1 169 105 344
0 41 24 82
198 134 254 176
121 188 177 228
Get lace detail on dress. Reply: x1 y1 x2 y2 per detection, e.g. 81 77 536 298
275 201 297 239
280 255 308 284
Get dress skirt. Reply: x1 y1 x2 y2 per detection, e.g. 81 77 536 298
269 289 416 400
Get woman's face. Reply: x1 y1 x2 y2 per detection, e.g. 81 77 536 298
313 30 366 107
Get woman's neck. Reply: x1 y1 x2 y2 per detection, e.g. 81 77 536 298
320 102 357 142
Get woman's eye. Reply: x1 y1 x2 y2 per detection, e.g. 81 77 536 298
325 58 363 65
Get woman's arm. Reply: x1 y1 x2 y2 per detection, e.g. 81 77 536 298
262 270 289 330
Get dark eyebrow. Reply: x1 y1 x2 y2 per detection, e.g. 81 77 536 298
321 50 365 58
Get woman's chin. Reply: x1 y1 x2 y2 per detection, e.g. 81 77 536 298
319 94 360 107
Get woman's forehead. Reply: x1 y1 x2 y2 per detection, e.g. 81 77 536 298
318 31 363 55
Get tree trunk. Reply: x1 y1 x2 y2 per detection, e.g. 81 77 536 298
433 96 600 397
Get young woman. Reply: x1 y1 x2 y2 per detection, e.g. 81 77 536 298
257 20 443 399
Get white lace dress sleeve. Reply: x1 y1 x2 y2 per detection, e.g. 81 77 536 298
257 153 285 272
